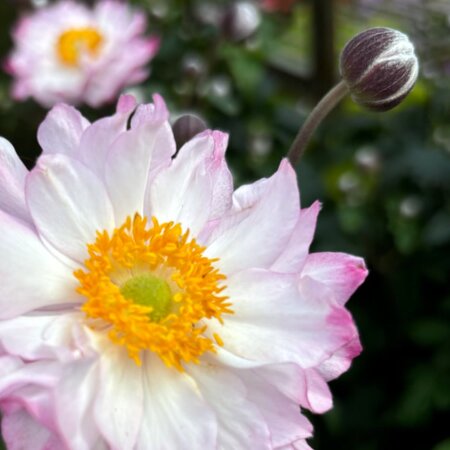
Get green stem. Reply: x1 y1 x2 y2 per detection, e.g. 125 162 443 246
287 80 349 166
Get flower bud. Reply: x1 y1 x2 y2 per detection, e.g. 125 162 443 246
172 114 207 151
340 27 419 111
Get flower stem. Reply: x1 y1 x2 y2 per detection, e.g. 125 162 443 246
287 80 349 166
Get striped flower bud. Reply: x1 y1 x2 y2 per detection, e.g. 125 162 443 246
340 27 419 111
172 114 207 151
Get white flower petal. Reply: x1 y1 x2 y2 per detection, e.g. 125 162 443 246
147 130 232 237
37 104 90 157
26 153 115 263
205 159 299 274
0 137 30 222
136 354 217 450
105 95 175 224
78 95 136 178
0 211 80 319
94 347 143 450
53 359 108 450
271 201 321 273
188 363 271 450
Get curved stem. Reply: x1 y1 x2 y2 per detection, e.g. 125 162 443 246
287 80 349 166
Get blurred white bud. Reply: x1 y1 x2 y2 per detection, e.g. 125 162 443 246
399 196 423 218
355 146 381 172
222 2 261 42
182 54 207 79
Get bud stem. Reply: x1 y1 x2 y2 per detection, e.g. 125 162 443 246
287 80 349 166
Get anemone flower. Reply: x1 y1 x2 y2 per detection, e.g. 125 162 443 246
0 94 367 449
5 1 159 107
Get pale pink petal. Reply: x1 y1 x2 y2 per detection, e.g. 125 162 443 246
0 356 24 379
271 201 321 273
136 354 217 450
205 159 299 274
255 362 332 414
278 440 314 450
94 347 143 450
301 252 368 305
0 360 61 393
130 96 175 178
105 95 175 224
78 95 136 177
37 104 90 157
213 341 333 414
1 409 63 450
0 211 80 319
83 37 160 108
147 130 232 236
94 1 147 38
53 359 108 450
235 369 313 447
0 312 84 364
188 363 271 450
26 154 115 263
0 137 30 223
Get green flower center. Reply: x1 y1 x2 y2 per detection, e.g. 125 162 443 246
120 274 172 322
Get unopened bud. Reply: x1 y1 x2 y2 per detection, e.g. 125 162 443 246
172 114 207 150
221 2 261 42
340 27 419 111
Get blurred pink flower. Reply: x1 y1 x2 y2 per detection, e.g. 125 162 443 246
5 1 159 107
0 95 367 449
263 0 298 13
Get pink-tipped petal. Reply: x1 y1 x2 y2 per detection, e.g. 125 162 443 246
302 252 368 305
317 335 363 381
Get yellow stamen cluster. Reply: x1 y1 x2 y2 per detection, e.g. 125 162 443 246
57 27 103 67
74 215 232 370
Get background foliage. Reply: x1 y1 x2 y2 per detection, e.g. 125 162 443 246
0 0 449 449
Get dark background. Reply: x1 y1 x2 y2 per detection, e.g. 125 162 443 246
0 1 449 449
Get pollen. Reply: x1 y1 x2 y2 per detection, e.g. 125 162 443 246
74 215 232 371
57 27 103 67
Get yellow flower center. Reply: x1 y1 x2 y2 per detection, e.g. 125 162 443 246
57 27 103 67
74 215 232 370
